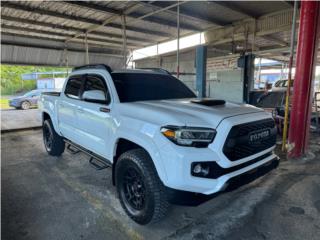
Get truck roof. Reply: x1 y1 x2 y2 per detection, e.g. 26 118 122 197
72 64 171 76
112 69 170 75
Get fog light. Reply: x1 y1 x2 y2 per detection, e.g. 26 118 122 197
193 163 209 176
193 164 202 174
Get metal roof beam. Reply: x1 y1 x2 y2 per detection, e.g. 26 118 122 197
1 41 123 58
144 2 227 26
138 1 215 25
260 35 289 47
1 31 125 52
211 1 258 18
1 15 156 45
211 0 293 51
1 25 141 48
64 1 199 31
1 2 171 37
205 10 294 47
65 1 189 43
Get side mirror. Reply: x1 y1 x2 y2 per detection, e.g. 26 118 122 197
82 90 107 103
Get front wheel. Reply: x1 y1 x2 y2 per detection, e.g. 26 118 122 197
43 119 65 156
21 101 31 110
115 149 169 225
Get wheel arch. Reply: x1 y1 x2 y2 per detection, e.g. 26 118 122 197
112 137 167 186
42 111 60 135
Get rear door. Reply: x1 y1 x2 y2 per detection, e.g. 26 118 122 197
58 75 84 142
75 74 113 158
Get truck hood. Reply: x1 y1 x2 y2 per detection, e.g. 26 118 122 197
118 98 265 128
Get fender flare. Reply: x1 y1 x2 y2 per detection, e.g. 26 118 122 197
42 110 61 135
112 134 168 184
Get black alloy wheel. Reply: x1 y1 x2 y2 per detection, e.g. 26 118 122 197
43 121 53 152
121 166 147 212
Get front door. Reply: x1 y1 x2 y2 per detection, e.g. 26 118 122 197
75 74 113 159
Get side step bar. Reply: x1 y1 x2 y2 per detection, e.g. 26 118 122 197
64 140 111 170
67 144 80 154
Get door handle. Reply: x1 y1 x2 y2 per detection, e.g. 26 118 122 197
100 107 110 113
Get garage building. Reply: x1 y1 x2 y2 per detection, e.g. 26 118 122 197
1 1 320 240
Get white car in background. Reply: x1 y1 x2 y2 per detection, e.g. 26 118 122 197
271 79 294 91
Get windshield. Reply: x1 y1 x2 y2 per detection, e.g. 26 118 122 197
111 73 196 102
256 92 285 108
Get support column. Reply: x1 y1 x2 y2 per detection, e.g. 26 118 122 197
176 3 180 78
121 15 127 68
196 45 207 98
288 1 320 158
85 33 89 65
241 54 255 103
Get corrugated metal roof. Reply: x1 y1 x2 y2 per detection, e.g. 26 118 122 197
0 1 295 67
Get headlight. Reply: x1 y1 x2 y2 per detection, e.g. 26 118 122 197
161 126 216 147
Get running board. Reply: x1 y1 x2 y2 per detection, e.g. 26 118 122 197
67 144 81 154
64 140 111 170
89 157 109 170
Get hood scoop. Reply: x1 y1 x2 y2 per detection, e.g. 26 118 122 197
190 98 226 106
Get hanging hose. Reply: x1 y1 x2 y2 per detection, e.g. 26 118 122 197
282 1 298 151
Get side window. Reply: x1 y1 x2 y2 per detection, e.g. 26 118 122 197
281 80 286 87
83 74 110 104
274 81 281 87
65 76 83 99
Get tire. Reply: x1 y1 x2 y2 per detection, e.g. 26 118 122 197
43 119 65 156
21 101 31 110
115 149 169 225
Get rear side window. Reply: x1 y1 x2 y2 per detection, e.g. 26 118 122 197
65 76 83 99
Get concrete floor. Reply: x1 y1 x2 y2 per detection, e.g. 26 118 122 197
2 130 320 240
1 109 41 131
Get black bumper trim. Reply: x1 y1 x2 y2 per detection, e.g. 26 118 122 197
191 152 276 179
224 157 279 191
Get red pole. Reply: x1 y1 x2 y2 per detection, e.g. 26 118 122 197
288 1 320 158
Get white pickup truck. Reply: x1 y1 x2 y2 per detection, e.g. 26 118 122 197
39 64 279 225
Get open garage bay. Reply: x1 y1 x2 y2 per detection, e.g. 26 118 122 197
2 129 320 240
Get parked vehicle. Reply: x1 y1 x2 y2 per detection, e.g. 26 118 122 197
255 91 287 133
255 90 320 133
271 79 294 92
9 89 48 110
39 64 279 225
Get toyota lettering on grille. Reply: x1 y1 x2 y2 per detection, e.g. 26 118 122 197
249 129 270 143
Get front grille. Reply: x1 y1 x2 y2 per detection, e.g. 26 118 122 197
223 119 276 161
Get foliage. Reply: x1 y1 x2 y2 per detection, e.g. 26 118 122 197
0 65 70 96
0 98 10 109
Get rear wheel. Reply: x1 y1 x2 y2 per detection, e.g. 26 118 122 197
21 101 31 110
115 149 169 225
43 119 65 156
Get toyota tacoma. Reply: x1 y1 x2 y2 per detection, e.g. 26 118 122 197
39 64 279 225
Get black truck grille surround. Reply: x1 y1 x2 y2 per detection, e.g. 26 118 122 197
223 119 277 161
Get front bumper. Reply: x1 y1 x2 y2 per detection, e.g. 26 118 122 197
9 101 20 108
159 145 278 195
156 113 279 195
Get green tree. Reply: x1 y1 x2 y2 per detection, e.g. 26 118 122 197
0 65 70 95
